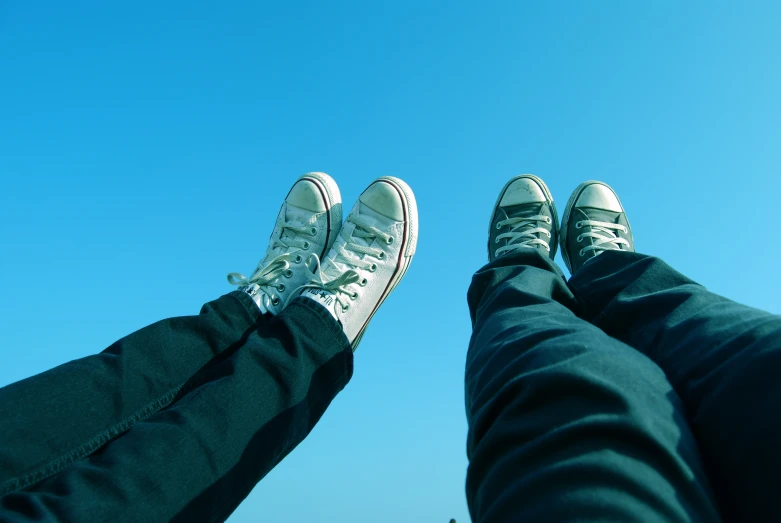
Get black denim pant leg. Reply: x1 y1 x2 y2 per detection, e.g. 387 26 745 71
465 248 721 523
0 297 352 522
0 291 264 495
570 251 781 522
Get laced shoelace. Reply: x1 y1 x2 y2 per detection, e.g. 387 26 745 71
575 219 630 257
226 214 321 308
227 253 299 309
494 215 552 258
268 214 320 253
290 214 393 318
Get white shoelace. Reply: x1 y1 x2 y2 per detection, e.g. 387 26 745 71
576 219 630 257
291 214 393 317
227 253 298 309
494 215 552 257
268 214 320 253
226 214 320 308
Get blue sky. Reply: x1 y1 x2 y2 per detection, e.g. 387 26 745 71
1 2 780 521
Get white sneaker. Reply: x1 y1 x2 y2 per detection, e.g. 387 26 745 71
297 177 418 350
227 172 342 314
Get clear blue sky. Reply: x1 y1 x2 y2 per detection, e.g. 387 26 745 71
1 2 780 521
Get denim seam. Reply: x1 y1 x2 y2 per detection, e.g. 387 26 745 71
0 387 184 496
1 293 262 497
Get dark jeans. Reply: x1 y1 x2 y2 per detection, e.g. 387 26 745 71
466 248 781 522
0 292 352 522
2 251 779 522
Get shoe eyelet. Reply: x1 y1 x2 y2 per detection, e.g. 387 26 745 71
284 269 293 278
303 241 310 249
546 217 552 224
295 255 303 263
342 304 350 312
377 251 385 259
496 223 502 230
311 227 318 236
272 297 281 306
360 278 368 287
350 292 358 300
369 264 377 272
494 237 500 244
386 236 394 245
575 222 583 229
576 234 583 242
579 249 585 257
278 284 285 292
546 231 552 238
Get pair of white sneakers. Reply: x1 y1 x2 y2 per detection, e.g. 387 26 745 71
227 172 418 350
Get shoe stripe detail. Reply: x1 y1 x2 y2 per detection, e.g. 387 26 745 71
559 182 589 273
355 179 411 345
301 175 333 260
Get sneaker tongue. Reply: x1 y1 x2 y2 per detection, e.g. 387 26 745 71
503 203 545 221
581 207 621 224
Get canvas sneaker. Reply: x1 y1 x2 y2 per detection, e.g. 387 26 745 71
296 177 418 350
560 180 634 275
227 172 342 314
488 174 558 262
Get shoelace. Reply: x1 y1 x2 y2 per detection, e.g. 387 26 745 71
576 219 630 257
226 214 321 309
291 214 393 317
268 214 320 254
494 215 552 257
227 253 298 309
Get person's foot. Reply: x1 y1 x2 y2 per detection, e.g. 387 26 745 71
297 177 418 350
560 180 634 275
488 174 558 262
227 172 342 314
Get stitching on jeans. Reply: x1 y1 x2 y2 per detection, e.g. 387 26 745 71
1 298 347 505
1 293 263 497
0 387 184 496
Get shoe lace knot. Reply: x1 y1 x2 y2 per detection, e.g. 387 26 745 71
226 212 322 310
227 253 301 309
